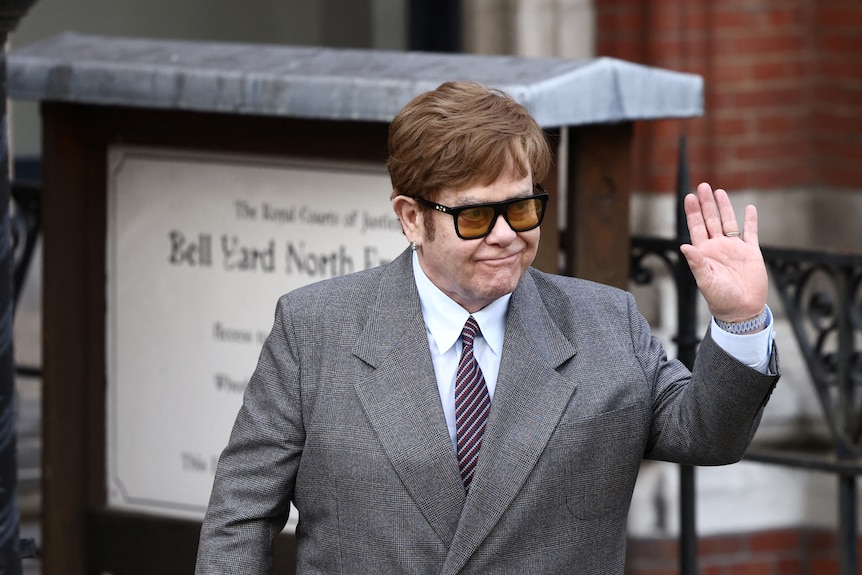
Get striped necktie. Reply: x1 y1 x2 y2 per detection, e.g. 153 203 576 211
455 316 490 490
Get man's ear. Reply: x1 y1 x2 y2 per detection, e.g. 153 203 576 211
392 195 423 244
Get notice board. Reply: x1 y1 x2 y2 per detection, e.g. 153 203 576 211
106 148 404 520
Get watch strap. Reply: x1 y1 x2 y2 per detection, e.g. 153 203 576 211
714 307 769 335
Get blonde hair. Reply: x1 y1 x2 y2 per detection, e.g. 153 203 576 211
388 81 552 200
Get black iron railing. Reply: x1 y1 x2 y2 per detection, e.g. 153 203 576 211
631 233 862 575
631 225 862 575
628 135 862 575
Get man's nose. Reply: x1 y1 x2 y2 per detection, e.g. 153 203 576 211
485 214 516 241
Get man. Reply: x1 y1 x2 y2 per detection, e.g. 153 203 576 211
196 81 779 574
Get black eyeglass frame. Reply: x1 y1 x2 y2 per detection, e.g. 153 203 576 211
414 184 549 240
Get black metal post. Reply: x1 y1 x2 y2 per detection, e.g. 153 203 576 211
838 473 858 575
0 2 38 573
0 38 18 575
673 136 699 575
836 271 858 575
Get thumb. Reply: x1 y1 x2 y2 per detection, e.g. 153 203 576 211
679 244 704 276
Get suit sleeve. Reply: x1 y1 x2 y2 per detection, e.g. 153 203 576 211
195 295 304 575
632 293 780 465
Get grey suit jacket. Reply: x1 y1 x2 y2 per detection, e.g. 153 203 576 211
196 248 778 575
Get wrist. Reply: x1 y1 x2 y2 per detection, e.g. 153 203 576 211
714 307 768 335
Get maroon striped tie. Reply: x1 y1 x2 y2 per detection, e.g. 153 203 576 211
455 316 490 490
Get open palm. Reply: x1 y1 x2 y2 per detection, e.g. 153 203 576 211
679 182 768 323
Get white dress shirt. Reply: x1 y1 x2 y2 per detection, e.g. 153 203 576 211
413 252 509 453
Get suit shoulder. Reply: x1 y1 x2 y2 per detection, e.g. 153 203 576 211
526 267 632 307
281 263 387 304
522 268 645 349
522 267 639 335
274 254 412 326
269 267 380 329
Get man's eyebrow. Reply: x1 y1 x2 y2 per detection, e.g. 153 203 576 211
452 189 534 207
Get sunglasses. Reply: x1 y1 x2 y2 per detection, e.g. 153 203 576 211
415 184 549 240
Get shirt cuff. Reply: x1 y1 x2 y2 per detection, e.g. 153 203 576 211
710 305 775 374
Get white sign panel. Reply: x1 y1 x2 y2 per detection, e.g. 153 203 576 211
106 147 405 519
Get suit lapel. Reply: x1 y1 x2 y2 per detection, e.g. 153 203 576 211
443 271 579 574
352 250 466 547
351 255 579 565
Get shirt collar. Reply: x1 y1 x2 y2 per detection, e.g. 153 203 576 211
412 251 509 356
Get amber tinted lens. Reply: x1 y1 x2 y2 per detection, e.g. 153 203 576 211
506 197 543 231
455 206 496 238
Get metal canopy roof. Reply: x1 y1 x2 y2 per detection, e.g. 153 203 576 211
8 32 703 127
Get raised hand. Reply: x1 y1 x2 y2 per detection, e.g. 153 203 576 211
679 182 768 324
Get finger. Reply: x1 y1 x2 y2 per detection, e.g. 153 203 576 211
713 188 739 235
742 204 759 246
696 182 723 237
683 192 709 244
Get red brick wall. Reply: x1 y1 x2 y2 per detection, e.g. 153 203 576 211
812 4 862 189
626 528 857 575
595 1 862 194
